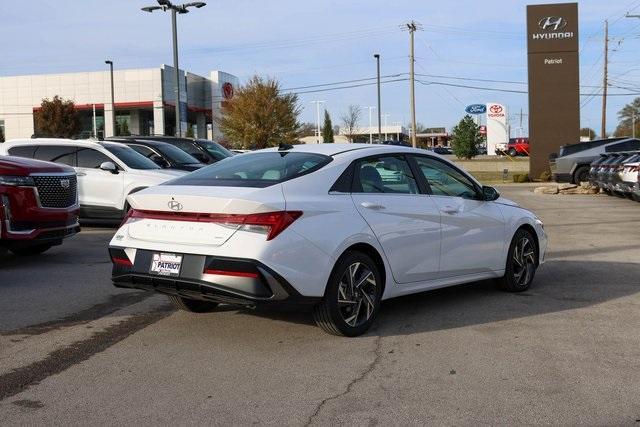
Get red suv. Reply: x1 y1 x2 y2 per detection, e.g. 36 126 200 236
507 138 530 157
0 155 80 255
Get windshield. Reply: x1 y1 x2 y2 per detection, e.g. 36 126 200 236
155 144 201 165
103 145 161 170
196 140 233 161
166 151 331 187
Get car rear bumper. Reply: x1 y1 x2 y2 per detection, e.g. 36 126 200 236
109 247 320 307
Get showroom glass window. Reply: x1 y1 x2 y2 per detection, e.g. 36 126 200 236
353 155 418 194
412 156 479 199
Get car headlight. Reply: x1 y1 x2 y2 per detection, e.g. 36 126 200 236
0 175 36 187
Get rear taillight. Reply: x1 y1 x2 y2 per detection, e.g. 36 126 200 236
124 209 303 241
109 248 133 267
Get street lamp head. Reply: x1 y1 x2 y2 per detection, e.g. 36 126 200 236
141 5 162 12
105 60 113 65
374 54 380 59
184 1 206 8
157 0 172 6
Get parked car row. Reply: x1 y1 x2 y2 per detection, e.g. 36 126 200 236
496 138 530 157
589 151 640 201
0 137 233 222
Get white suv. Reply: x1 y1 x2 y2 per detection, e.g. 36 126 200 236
1 139 186 220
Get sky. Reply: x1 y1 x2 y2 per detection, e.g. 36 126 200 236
2 0 640 135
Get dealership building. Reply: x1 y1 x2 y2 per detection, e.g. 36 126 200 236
0 65 239 140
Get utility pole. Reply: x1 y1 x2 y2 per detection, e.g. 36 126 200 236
633 113 636 139
310 100 325 143
374 54 382 143
601 19 609 139
365 106 376 143
403 21 422 148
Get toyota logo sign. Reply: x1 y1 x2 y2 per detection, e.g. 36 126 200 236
167 200 183 211
489 105 503 114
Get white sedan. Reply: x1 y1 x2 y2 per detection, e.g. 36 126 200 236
109 143 546 336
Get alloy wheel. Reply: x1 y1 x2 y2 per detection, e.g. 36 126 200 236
337 262 377 327
512 236 536 287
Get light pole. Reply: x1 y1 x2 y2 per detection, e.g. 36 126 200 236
142 1 206 137
383 113 390 140
365 106 376 143
374 54 382 143
310 100 326 143
105 60 116 137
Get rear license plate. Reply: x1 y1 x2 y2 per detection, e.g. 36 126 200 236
150 252 182 277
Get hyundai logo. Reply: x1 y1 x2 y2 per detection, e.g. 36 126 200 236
60 178 70 189
538 16 567 31
168 200 183 211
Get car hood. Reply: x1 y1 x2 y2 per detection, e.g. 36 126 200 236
495 196 519 207
0 156 75 176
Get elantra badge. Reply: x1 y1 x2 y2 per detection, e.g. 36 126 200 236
168 200 183 211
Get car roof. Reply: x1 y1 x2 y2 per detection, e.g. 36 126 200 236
258 143 421 157
5 138 128 150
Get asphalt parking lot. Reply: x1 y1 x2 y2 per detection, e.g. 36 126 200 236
1 185 639 425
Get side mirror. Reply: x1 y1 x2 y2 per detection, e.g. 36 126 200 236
482 185 500 201
99 161 118 174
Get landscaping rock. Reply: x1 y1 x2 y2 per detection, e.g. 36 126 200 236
534 186 559 194
558 183 578 191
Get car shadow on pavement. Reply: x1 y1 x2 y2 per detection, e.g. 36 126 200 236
374 260 640 337
242 260 640 336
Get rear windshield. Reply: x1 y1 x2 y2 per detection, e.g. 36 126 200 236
103 145 160 170
166 151 331 187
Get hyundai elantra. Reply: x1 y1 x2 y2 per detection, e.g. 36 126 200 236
109 143 546 336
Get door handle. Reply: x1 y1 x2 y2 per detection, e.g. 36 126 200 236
360 202 385 210
441 205 460 215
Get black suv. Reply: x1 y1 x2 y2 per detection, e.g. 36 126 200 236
110 136 233 165
109 138 204 171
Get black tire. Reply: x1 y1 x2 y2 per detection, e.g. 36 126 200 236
313 251 382 337
496 228 538 292
10 244 53 256
168 296 219 313
508 148 518 157
572 166 590 185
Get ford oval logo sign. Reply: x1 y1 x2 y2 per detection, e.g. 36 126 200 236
465 104 486 114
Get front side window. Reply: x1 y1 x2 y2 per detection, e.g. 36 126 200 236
353 155 418 194
413 156 479 199
128 145 157 159
197 140 233 161
76 148 113 169
167 151 331 187
155 144 200 165
33 145 76 166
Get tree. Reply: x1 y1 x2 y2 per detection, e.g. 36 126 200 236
185 125 195 138
33 96 80 138
217 75 301 149
298 122 316 137
321 110 334 143
580 127 596 140
340 105 361 143
450 115 482 159
614 97 640 137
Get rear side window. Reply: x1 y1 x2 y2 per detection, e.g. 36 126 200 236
352 155 418 194
33 145 76 166
77 148 114 168
167 152 331 187
8 146 37 158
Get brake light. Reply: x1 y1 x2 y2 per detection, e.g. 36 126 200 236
112 256 133 267
124 209 303 241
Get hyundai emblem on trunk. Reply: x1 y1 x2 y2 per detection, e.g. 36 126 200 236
168 200 183 211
